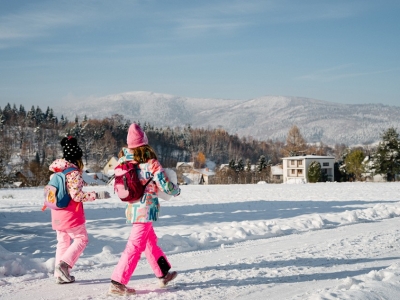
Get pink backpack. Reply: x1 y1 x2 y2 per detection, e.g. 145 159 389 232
114 161 153 203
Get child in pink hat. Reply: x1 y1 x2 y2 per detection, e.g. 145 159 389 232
108 123 181 296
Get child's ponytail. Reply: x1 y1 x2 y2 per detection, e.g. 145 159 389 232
131 145 158 163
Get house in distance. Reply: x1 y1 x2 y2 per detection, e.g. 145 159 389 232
282 155 335 183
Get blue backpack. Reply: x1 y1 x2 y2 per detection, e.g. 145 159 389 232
42 167 77 211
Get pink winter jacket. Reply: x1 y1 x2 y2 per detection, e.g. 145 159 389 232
49 159 96 231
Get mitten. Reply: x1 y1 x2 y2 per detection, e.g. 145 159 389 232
96 191 111 199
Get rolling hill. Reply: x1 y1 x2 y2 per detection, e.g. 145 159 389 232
57 91 399 146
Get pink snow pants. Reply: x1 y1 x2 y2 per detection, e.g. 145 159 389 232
111 222 171 285
54 224 89 277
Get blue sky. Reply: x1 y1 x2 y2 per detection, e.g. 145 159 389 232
1 0 399 108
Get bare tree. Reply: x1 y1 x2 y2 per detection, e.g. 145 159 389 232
282 125 307 157
91 131 118 171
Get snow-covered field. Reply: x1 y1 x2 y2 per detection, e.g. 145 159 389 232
1 182 400 299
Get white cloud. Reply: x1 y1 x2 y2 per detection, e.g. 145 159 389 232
0 11 78 41
0 1 114 47
297 64 397 82
0 0 378 47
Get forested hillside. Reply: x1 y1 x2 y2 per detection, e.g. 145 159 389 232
2 102 399 186
0 103 285 186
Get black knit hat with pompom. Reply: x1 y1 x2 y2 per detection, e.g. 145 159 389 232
60 136 83 166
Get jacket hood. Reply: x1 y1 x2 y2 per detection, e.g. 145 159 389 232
49 158 79 173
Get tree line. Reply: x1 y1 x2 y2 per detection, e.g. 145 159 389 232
1 103 399 187
0 103 279 186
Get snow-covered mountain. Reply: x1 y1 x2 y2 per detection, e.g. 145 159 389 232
57 91 400 146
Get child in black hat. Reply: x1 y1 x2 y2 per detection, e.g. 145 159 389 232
49 136 110 284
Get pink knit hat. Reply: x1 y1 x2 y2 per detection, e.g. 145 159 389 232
127 123 148 148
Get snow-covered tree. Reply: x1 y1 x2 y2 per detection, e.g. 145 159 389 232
46 108 57 124
257 155 267 172
60 115 68 127
237 158 244 172
35 106 44 125
19 105 26 117
228 159 235 170
372 127 400 181
0 109 5 129
245 159 252 172
66 121 95 164
27 106 36 126
2 103 12 123
0 150 9 187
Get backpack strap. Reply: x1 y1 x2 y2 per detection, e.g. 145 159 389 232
62 167 78 175
131 162 154 189
41 167 79 212
123 160 154 189
143 175 154 188
61 167 79 211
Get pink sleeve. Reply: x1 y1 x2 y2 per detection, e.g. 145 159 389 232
148 159 164 174
66 171 96 202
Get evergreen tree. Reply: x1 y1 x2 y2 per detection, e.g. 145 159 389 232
19 104 26 117
47 108 57 124
257 155 267 172
237 158 244 172
3 103 11 112
308 161 321 183
0 109 4 129
3 103 11 122
27 106 36 125
228 159 236 170
44 106 50 120
373 127 400 181
12 104 18 114
35 106 44 124
60 115 68 126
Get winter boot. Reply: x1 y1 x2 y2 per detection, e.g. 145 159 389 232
108 280 136 296
159 271 177 287
55 261 73 283
56 275 75 284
